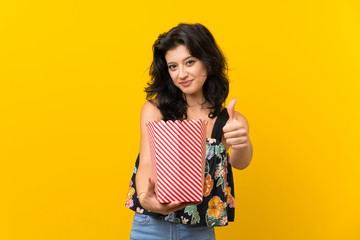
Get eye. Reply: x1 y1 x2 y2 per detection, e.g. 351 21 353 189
186 60 195 65
168 65 177 70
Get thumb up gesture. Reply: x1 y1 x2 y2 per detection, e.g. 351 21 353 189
222 97 250 150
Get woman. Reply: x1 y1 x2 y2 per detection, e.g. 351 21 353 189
126 23 253 240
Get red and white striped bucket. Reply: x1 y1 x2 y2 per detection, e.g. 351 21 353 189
147 119 207 203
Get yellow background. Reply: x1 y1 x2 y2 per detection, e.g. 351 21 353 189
1 0 359 239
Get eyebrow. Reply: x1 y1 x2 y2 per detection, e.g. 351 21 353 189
167 56 193 65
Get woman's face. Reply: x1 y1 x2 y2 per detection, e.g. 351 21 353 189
165 45 208 97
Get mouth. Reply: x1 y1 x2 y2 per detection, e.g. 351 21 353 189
179 80 193 87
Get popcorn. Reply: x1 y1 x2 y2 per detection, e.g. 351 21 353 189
147 119 207 203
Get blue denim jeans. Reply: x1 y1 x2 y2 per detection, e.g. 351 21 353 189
130 212 216 240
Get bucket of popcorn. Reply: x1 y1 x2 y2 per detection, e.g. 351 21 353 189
147 119 207 203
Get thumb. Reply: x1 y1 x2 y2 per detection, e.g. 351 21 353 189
147 177 156 195
227 97 237 121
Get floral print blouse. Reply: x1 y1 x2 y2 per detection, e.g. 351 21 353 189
125 109 235 227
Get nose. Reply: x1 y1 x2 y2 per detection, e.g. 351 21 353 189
178 65 188 79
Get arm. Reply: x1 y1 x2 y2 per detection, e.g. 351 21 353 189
135 101 192 214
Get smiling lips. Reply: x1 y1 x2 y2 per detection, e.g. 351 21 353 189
180 80 193 87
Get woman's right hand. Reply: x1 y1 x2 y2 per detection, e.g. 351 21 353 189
138 177 194 215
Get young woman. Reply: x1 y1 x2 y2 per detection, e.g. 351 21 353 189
126 23 253 240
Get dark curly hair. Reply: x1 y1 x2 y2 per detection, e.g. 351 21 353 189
145 23 229 121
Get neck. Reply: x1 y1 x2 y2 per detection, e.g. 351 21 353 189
185 92 205 109
184 92 211 119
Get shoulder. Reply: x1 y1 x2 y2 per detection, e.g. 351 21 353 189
141 100 162 122
141 100 157 112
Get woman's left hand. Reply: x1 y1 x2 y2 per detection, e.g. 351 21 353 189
222 97 250 150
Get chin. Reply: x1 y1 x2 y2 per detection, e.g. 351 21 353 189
177 83 202 96
181 89 201 96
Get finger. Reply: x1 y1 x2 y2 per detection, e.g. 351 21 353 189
165 202 192 213
226 137 248 146
166 201 181 207
160 201 183 214
230 143 249 150
223 127 247 138
224 132 246 141
223 122 245 133
227 97 237 121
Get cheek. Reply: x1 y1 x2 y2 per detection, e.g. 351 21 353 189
168 71 177 81
197 69 207 82
196 65 208 79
